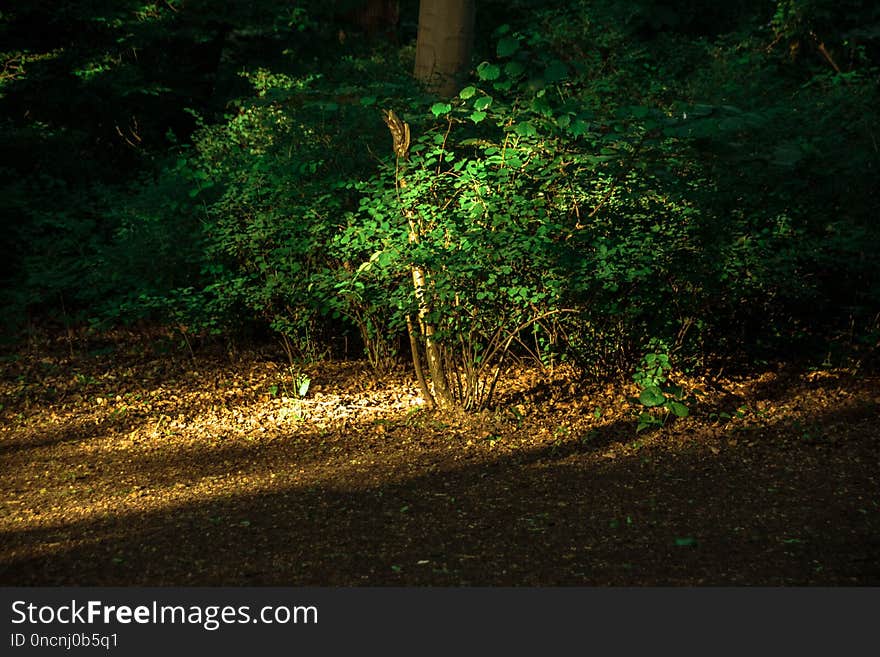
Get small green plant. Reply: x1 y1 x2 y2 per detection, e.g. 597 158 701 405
74 372 99 387
709 406 749 423
269 367 311 400
292 369 311 399
632 349 689 432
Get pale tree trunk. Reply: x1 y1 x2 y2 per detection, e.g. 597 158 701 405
382 109 455 410
413 0 475 97
410 259 454 409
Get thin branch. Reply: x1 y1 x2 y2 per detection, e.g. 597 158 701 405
436 116 454 177
811 32 842 74
480 308 577 377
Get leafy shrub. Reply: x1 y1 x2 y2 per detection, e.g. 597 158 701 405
4 0 878 399
632 347 690 432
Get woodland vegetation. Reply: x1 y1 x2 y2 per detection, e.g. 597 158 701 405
1 0 878 585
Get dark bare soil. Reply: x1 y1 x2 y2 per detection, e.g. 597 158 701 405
2 331 879 585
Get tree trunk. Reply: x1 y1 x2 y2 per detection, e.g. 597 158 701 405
382 108 455 410
410 262 454 409
406 314 434 409
413 0 475 97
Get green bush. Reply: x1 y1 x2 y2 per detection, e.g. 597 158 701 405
4 0 878 394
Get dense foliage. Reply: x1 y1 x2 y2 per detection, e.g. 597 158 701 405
2 0 878 407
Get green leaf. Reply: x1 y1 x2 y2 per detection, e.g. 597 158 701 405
639 386 666 407
514 122 537 137
430 102 452 117
771 142 803 167
505 61 525 78
477 62 501 81
497 36 520 58
459 86 476 100
669 401 689 418
474 96 493 111
297 375 311 398
543 59 568 84
469 110 487 124
675 537 697 547
570 119 590 137
636 412 659 433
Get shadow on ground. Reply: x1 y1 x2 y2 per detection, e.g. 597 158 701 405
2 393 878 586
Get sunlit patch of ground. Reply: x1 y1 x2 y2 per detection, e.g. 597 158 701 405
1 334 878 585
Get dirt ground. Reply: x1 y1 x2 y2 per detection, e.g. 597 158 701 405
2 331 878 585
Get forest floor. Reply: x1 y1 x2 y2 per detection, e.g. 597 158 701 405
1 330 879 586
